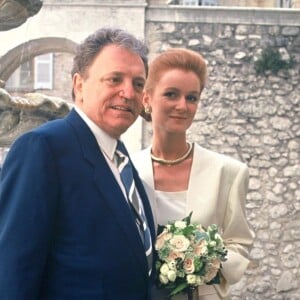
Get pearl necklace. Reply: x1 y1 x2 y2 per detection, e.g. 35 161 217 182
151 142 193 166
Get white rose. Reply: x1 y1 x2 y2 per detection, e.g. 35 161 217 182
167 270 177 282
215 233 222 241
170 235 190 252
160 263 169 276
196 275 203 285
168 260 177 270
174 220 187 229
159 274 169 284
186 274 197 284
209 240 216 247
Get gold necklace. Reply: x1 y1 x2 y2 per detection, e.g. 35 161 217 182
151 142 193 166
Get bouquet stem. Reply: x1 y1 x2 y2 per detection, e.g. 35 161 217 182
187 287 196 300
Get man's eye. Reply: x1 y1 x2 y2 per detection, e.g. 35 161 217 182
106 77 122 85
134 80 145 92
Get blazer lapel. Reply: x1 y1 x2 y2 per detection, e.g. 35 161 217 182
187 144 221 225
65 109 148 273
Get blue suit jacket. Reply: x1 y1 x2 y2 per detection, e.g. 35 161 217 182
0 109 155 300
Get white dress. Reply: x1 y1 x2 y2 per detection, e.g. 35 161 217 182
153 190 221 300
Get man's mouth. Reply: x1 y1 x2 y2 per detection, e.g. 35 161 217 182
111 105 132 113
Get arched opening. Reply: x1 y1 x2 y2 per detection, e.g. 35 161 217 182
0 37 77 102
0 37 77 81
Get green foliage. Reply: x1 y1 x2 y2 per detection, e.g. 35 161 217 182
254 47 294 75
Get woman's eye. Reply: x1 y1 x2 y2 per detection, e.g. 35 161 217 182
186 95 199 103
164 91 177 99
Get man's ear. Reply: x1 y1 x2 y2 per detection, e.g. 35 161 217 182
72 73 83 103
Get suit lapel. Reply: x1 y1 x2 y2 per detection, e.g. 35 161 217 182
65 109 148 273
117 143 156 245
132 166 156 246
135 147 158 231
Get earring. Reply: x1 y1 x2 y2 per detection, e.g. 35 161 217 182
144 106 152 114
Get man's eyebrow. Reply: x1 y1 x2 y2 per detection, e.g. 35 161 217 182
100 72 122 81
101 72 146 81
103 71 123 76
134 76 146 81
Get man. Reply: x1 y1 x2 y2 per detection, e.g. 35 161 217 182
0 28 155 299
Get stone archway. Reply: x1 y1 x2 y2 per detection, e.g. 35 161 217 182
0 36 76 153
0 37 77 82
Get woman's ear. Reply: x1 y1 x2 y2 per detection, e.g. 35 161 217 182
143 92 150 106
140 92 152 122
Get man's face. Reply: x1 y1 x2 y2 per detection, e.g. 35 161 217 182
73 44 146 138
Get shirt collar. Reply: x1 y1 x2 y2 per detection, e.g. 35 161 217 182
74 106 117 161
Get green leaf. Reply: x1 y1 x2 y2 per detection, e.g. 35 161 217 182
157 224 165 235
182 211 193 225
169 282 188 296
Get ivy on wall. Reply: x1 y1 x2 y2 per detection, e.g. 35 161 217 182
254 47 294 75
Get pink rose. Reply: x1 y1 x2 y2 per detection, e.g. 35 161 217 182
167 251 184 261
203 258 221 282
183 257 195 274
194 239 208 256
155 229 172 250
169 235 190 252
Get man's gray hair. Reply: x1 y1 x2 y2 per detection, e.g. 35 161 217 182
71 28 148 100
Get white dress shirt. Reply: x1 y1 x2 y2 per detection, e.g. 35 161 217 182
74 106 126 198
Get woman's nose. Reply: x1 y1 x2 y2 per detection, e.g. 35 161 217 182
175 96 188 111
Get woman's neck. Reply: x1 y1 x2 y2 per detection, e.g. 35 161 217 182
151 135 188 160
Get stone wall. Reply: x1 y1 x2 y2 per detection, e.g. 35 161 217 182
143 6 300 300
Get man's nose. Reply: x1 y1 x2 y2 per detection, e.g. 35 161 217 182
119 81 136 100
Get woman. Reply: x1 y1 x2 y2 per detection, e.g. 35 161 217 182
131 48 254 300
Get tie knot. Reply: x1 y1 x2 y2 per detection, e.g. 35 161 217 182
116 140 126 156
115 140 128 168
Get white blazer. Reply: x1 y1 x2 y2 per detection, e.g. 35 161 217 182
132 143 254 299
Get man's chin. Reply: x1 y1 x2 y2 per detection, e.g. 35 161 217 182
115 120 136 135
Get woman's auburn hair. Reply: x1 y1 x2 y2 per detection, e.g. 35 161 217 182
145 48 207 94
141 48 208 121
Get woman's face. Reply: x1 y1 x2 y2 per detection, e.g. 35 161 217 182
145 68 201 135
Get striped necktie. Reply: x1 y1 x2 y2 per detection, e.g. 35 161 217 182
116 140 152 275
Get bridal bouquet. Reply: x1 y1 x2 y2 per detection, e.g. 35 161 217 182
155 212 227 298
